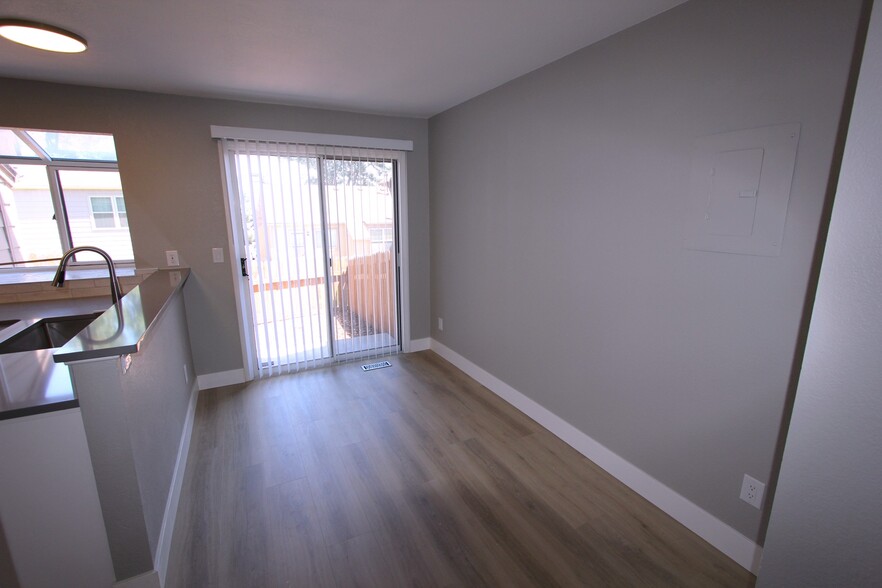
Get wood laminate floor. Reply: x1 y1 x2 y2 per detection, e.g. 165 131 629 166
166 351 755 587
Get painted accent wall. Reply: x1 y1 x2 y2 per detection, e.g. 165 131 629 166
429 0 863 542
757 0 882 584
0 80 430 377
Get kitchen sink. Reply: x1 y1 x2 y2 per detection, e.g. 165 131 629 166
0 313 103 354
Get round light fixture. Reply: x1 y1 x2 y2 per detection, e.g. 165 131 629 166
0 19 87 53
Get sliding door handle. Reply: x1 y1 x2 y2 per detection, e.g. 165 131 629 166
240 257 248 277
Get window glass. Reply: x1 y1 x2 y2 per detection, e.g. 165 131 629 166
0 127 133 268
116 197 128 227
90 197 113 212
25 131 117 161
0 130 38 158
0 163 64 264
369 225 395 253
90 197 115 228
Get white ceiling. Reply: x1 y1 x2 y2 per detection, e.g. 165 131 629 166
0 0 686 118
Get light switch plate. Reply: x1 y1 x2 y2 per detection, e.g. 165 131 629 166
166 250 179 267
212 247 224 263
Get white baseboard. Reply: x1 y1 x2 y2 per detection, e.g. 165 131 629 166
407 337 432 352
114 570 160 588
197 368 247 390
429 339 763 574
154 380 199 585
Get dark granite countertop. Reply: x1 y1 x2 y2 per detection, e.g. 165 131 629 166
0 348 79 419
53 269 189 363
0 298 110 420
0 269 190 421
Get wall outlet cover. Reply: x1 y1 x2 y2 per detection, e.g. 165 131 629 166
740 474 765 509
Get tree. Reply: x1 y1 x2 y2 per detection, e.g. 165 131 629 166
318 159 391 187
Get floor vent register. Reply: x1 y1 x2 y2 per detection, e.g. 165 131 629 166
361 360 392 372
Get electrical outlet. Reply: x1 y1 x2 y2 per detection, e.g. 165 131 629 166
438 317 444 331
166 250 180 267
740 474 765 509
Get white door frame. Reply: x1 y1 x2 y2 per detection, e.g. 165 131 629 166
214 128 413 381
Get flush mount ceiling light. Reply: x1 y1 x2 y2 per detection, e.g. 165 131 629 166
0 19 87 53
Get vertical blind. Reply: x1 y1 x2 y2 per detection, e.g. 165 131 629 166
222 138 402 377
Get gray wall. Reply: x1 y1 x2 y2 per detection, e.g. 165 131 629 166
71 280 198 580
122 286 195 560
0 80 430 377
429 0 862 542
757 2 882 585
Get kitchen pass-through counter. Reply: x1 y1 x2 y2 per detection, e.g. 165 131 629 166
0 266 198 588
0 268 189 420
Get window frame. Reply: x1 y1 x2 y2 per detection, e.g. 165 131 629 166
369 226 395 253
0 127 133 271
88 195 127 230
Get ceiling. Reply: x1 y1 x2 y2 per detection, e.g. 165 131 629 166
0 0 686 118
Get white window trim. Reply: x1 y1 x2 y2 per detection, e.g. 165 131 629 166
210 126 414 152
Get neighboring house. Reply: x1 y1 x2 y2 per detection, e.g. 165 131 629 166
0 164 23 265
251 181 395 281
0 163 132 264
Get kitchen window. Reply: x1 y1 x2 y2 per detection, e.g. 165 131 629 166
0 127 134 267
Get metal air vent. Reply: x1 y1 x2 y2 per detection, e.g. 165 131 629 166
362 361 392 371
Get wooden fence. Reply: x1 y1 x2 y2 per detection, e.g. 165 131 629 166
343 250 397 338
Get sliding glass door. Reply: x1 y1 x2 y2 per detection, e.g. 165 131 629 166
323 157 399 356
224 141 401 376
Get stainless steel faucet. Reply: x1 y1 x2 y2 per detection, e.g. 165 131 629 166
52 246 124 306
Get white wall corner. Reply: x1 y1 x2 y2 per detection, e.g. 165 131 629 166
429 338 763 574
407 337 432 352
197 368 247 390
154 380 199 585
